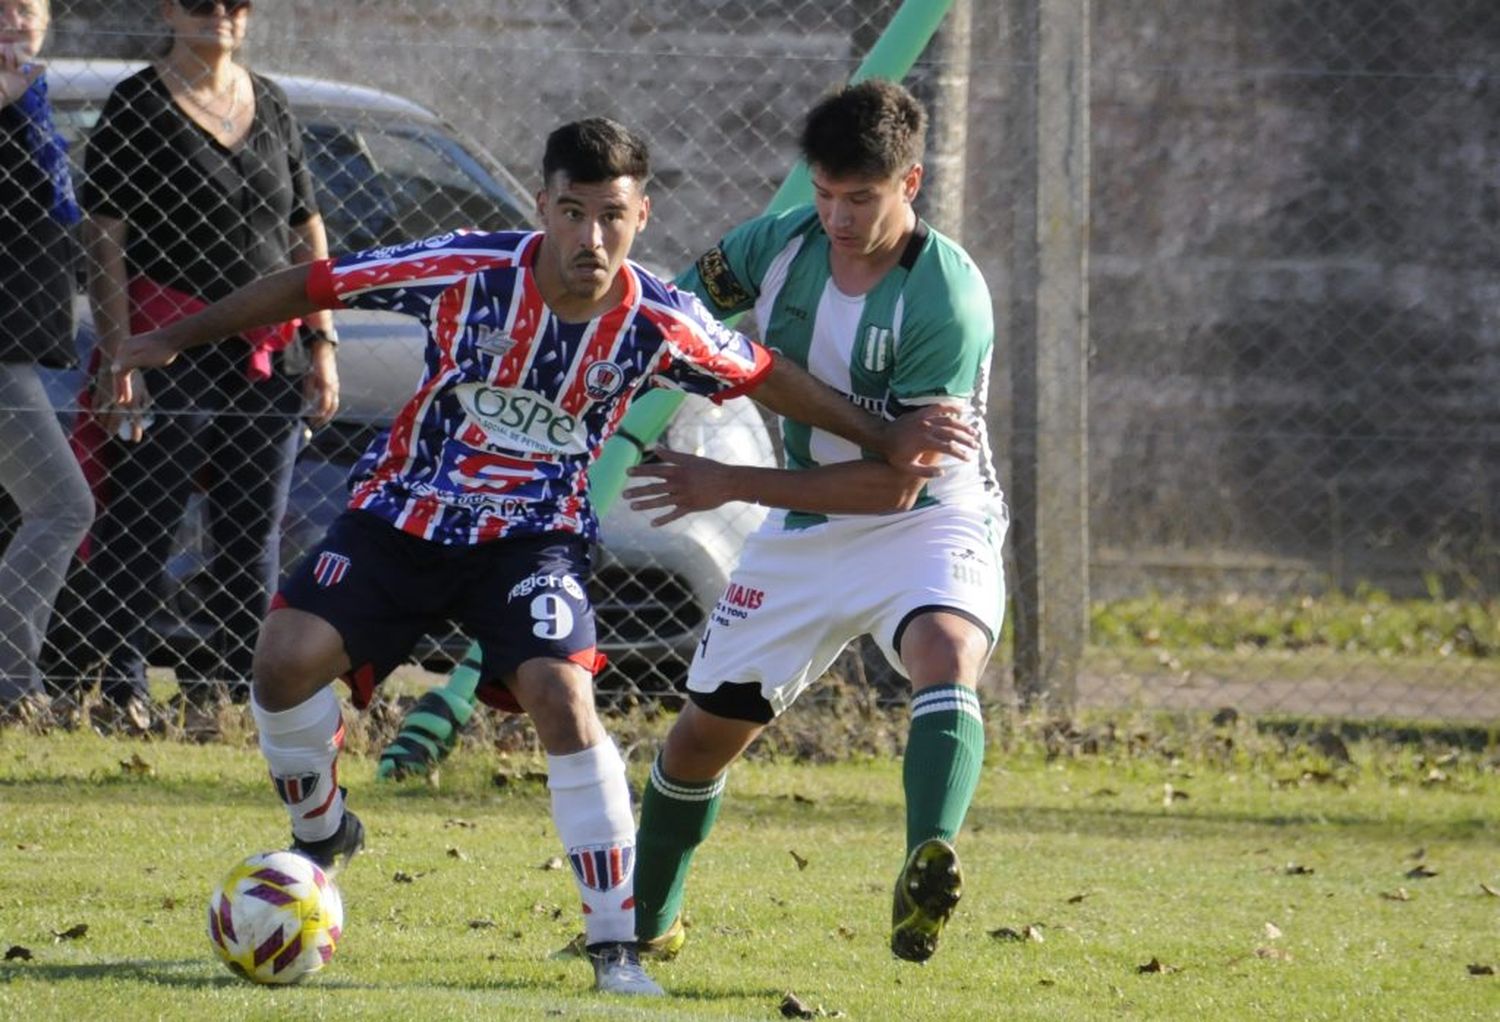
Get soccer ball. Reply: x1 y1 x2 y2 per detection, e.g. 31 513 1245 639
206 850 344 984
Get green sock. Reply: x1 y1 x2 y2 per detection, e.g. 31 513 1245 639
633 754 725 941
903 684 985 853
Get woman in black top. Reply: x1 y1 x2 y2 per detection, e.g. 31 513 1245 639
57 0 339 721
0 0 94 715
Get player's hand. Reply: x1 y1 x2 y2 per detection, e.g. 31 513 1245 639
879 406 978 477
302 338 340 428
624 448 737 527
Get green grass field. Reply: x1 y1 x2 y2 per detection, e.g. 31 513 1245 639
1 720 1497 1021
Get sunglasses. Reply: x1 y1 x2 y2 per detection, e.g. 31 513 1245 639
179 0 251 14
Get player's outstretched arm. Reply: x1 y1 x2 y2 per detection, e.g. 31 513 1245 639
625 448 926 526
746 356 976 477
111 263 322 404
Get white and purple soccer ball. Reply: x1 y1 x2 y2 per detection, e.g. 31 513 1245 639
206 850 344 984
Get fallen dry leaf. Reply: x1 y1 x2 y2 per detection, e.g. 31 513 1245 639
4 945 33 961
1136 956 1178 974
989 925 1043 943
1263 922 1283 940
1380 888 1411 902
443 818 476 829
835 925 856 940
1255 946 1293 962
539 856 565 871
789 849 809 871
1480 883 1499 898
780 992 816 1019
446 847 467 861
15 843 40 851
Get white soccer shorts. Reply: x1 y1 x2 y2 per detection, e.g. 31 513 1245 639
684 502 1008 718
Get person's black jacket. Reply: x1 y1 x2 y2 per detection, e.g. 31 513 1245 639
0 100 78 369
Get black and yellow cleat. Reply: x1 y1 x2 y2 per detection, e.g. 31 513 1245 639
638 915 687 961
890 838 962 962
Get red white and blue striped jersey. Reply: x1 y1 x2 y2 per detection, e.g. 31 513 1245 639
306 229 773 545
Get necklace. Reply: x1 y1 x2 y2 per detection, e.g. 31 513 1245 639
163 64 242 135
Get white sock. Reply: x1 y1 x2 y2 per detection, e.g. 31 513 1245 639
252 687 346 843
548 739 637 946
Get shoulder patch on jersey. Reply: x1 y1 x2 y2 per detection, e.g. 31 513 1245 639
695 246 751 311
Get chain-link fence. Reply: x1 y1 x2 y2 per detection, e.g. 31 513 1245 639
2 0 1496 725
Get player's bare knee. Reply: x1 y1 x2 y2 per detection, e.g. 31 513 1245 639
511 659 600 752
663 705 756 780
251 610 346 709
901 613 990 688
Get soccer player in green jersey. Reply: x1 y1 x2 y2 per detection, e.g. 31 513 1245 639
625 80 1006 964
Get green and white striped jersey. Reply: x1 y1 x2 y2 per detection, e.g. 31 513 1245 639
679 205 1002 529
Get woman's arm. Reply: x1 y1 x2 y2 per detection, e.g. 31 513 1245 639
85 214 146 437
290 213 339 427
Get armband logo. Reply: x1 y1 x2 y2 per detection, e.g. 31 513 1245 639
696 246 751 310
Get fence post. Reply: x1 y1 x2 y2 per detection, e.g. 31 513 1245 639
915 0 972 241
1010 0 1091 713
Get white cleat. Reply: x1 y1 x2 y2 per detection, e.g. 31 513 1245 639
589 941 665 996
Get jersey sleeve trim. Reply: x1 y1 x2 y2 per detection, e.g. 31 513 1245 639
305 257 344 310
710 344 775 404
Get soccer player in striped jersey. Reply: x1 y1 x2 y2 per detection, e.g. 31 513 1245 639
626 81 1005 964
112 116 974 996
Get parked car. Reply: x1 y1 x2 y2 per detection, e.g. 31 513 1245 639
33 60 774 699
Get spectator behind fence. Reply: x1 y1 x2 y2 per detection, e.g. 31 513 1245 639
45 0 338 730
0 0 94 719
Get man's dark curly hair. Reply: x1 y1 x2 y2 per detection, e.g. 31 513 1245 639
799 79 927 180
543 117 651 186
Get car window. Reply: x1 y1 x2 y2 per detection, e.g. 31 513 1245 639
51 105 99 183
302 118 533 251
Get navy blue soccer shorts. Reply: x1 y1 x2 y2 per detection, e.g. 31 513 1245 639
274 510 600 712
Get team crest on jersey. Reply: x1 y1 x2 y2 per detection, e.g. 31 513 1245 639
583 360 626 400
568 842 633 892
861 326 894 372
273 771 321 805
313 552 352 588
474 324 517 358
